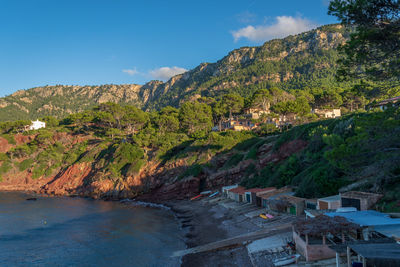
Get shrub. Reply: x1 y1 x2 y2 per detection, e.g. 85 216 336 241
223 154 244 169
0 160 12 175
18 158 34 171
245 147 258 160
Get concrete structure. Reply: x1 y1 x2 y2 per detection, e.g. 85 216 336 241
317 195 341 210
227 186 246 202
244 187 276 205
340 191 383 211
222 185 238 197
259 187 293 208
28 119 46 130
312 108 341 119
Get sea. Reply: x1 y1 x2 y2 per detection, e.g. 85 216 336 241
0 192 185 267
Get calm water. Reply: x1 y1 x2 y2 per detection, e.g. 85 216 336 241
0 192 185 267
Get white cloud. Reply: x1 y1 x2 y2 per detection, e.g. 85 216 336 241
231 16 317 42
149 66 187 81
122 68 138 76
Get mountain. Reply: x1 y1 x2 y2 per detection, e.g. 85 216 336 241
144 24 351 109
0 24 350 121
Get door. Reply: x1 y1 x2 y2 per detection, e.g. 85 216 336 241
246 193 251 203
342 197 361 210
290 205 296 215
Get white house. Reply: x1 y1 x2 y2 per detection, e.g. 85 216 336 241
29 120 46 130
312 108 341 119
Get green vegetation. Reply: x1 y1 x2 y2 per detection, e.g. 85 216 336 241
240 107 400 205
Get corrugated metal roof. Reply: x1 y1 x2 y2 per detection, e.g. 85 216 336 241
349 242 400 260
318 195 341 202
325 210 400 227
374 225 400 240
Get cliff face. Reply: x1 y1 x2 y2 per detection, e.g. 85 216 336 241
0 131 303 201
0 24 349 121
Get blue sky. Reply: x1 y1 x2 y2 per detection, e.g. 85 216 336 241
0 0 337 96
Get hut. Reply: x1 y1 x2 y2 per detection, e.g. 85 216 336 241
275 195 306 216
340 191 383 211
244 187 276 205
259 187 293 209
222 185 238 197
227 186 246 202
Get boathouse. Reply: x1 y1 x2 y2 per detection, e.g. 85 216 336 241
340 191 383 211
317 195 341 210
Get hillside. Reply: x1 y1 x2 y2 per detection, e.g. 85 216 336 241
0 103 399 212
0 24 352 121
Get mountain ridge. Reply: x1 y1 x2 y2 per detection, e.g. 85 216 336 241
0 24 350 121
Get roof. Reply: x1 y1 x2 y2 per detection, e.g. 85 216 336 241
222 185 238 190
325 210 400 227
245 187 275 193
228 186 246 194
374 225 400 240
275 195 305 204
305 209 335 218
349 242 400 260
318 195 341 202
340 191 383 199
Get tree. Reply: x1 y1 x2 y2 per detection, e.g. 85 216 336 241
41 116 59 127
179 102 213 138
154 106 180 134
122 106 149 133
220 93 244 117
314 90 343 108
251 89 272 111
328 0 400 82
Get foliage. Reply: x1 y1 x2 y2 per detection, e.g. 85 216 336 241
328 0 400 82
179 101 213 138
18 158 34 171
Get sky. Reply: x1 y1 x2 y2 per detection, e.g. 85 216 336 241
0 0 338 97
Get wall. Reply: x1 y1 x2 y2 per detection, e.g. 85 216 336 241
293 231 337 261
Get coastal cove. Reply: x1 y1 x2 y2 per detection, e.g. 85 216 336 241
0 192 185 267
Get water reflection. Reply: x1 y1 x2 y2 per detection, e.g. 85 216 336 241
0 192 184 267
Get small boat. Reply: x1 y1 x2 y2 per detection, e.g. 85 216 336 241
190 194 202 201
26 198 37 201
200 190 212 195
259 213 274 219
208 191 219 198
273 254 300 266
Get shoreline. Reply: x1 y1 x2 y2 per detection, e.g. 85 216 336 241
0 189 296 267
